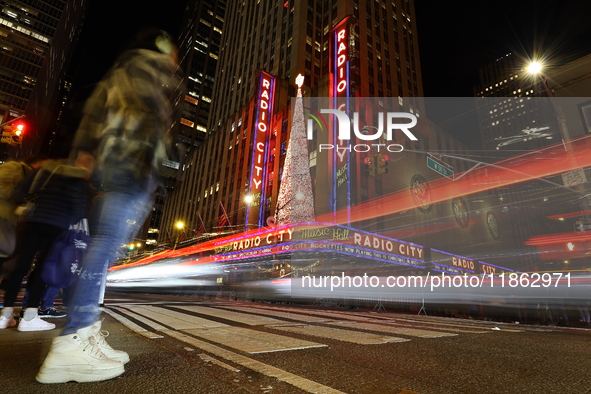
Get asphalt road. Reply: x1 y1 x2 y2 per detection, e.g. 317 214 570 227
2 292 591 394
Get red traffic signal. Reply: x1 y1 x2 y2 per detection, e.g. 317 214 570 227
363 154 377 177
376 154 389 175
1 121 25 145
12 122 25 144
14 123 25 134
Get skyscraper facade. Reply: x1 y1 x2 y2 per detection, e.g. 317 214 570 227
0 0 86 157
144 0 226 246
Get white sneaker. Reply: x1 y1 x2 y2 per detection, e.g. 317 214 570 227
0 315 17 329
91 320 130 364
18 315 56 332
36 325 124 384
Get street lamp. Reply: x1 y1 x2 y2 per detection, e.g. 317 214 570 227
526 61 542 75
526 60 591 222
174 221 185 249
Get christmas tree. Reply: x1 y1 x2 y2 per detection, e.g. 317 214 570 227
276 75 316 225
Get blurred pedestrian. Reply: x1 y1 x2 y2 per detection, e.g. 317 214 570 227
0 155 47 269
21 285 68 318
0 155 92 331
36 28 179 384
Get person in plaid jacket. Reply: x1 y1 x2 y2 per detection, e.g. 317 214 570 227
36 28 180 384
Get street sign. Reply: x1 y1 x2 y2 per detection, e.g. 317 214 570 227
562 169 587 187
575 221 591 232
427 156 454 179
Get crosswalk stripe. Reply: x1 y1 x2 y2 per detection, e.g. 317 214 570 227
130 306 227 330
103 308 163 339
165 330 347 394
197 353 241 372
396 317 524 332
174 305 286 325
111 306 170 332
243 304 397 323
368 320 489 334
182 326 327 354
217 306 336 323
326 321 458 338
268 324 409 344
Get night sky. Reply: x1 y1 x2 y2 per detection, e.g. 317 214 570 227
68 0 591 138
415 0 591 97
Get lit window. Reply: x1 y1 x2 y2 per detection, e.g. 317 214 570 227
184 95 198 105
309 150 317 167
180 118 195 127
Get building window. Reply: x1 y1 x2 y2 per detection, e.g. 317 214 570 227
309 150 317 167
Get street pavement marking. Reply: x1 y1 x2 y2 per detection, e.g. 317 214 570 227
367 320 489 334
396 317 524 332
218 306 337 323
182 326 327 354
245 304 397 323
111 305 327 354
326 321 458 338
165 330 346 394
198 353 241 372
268 324 409 344
174 305 286 325
111 306 170 332
129 305 228 330
103 308 164 339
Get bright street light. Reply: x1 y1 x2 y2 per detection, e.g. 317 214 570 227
526 61 543 75
244 195 254 204
175 221 184 230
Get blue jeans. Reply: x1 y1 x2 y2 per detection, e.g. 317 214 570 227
62 191 152 335
22 285 66 309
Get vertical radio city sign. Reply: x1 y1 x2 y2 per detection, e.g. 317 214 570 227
332 17 352 99
330 16 355 218
247 71 275 228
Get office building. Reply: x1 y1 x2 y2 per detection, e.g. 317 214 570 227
0 0 86 157
144 0 226 246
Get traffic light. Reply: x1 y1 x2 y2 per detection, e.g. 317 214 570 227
1 122 25 145
1 125 12 144
376 154 389 175
12 122 24 144
363 155 377 178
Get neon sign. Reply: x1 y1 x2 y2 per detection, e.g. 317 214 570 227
330 16 355 219
335 28 348 95
247 72 275 228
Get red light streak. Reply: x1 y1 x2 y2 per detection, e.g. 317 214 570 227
318 135 591 225
547 210 591 220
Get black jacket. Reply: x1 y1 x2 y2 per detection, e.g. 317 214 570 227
16 161 90 230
